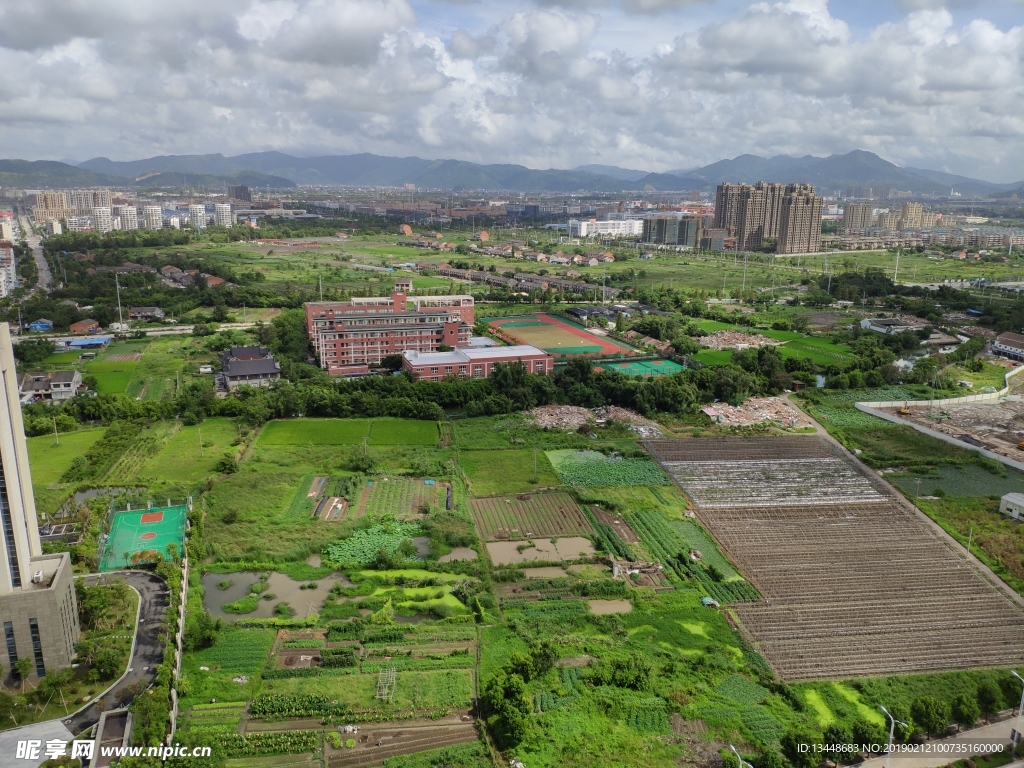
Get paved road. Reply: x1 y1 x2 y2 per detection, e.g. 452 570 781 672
11 321 263 344
860 716 1023 768
18 216 52 292
64 571 170 734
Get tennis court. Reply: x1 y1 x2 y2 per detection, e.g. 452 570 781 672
594 359 685 377
100 504 188 571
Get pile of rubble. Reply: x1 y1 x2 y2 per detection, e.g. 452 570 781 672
703 331 784 350
526 405 663 437
700 397 813 429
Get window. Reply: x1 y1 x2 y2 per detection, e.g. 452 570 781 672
3 622 17 671
28 619 45 677
0 458 21 588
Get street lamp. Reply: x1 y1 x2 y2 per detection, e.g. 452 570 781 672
729 745 754 768
1011 671 1024 758
880 706 907 768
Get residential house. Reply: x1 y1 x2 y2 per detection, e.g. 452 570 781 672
993 332 1024 361
219 346 282 390
859 317 926 335
49 370 82 400
128 307 165 321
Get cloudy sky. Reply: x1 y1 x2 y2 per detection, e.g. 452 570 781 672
0 0 1022 181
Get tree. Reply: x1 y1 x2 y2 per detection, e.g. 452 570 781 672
214 453 238 474
977 680 1002 721
13 338 55 365
15 657 34 692
951 692 979 731
911 696 950 736
781 730 820 768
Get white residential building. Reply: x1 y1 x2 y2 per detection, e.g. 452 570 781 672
189 204 207 229
46 220 62 236
567 219 644 238
0 221 13 241
213 203 233 227
66 216 92 232
114 205 138 230
142 205 163 230
92 207 113 233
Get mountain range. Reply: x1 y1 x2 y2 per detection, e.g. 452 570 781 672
0 150 1020 196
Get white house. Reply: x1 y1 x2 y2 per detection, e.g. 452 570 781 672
999 493 1024 520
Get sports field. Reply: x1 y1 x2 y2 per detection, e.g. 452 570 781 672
101 504 188 570
485 313 635 356
257 418 438 446
594 359 684 377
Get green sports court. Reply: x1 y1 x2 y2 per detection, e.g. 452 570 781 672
100 503 188 571
593 359 685 377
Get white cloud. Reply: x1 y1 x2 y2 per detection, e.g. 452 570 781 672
0 0 1021 182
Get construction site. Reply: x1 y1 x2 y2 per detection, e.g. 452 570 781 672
877 396 1024 462
644 436 1024 681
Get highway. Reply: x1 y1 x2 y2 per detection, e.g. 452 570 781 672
17 216 52 292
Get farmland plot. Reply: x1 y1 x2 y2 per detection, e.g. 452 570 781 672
355 478 445 519
647 436 1024 680
546 450 668 487
470 491 592 540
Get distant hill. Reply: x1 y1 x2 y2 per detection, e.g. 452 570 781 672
665 151 1024 195
0 160 126 188
6 150 1019 195
0 159 296 190
573 164 650 182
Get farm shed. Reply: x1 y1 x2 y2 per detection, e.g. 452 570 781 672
999 492 1024 520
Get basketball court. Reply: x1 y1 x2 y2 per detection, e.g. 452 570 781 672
100 503 188 571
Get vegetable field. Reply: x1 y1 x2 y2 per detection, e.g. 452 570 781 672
258 418 438 446
546 450 668 487
322 522 420 566
470 491 593 540
355 478 444 519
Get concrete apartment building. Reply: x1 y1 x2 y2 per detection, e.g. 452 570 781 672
713 182 786 251
214 203 233 227
777 184 823 254
114 205 139 231
900 202 924 230
642 217 703 248
843 202 873 230
92 206 113 233
402 345 553 381
142 205 163 230
305 288 474 376
567 219 644 238
0 323 80 682
189 204 207 229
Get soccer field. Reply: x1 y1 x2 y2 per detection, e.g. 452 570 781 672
486 314 636 356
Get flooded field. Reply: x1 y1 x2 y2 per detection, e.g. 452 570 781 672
438 547 478 562
202 571 351 620
486 536 596 565
588 599 633 615
522 566 568 578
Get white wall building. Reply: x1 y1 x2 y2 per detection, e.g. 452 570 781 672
213 203 233 227
92 207 113 233
0 221 13 241
142 205 163 230
189 204 207 229
113 205 138 230
568 219 644 238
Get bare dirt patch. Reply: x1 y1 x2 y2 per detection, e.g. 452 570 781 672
700 396 815 429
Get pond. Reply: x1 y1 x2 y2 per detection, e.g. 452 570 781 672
202 571 352 620
522 566 568 578
486 536 596 566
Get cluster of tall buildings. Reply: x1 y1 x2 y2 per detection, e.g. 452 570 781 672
32 189 236 233
713 182 823 254
842 202 924 233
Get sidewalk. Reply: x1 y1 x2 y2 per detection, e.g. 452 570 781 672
859 716 1021 768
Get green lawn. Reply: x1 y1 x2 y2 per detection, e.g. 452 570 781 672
459 449 561 496
138 418 240 493
26 428 105 514
42 351 81 364
91 370 137 394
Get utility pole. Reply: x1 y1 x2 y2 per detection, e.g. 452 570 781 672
53 416 59 445
115 272 125 331
893 249 900 284
198 425 203 459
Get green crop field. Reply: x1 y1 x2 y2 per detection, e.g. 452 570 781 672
368 418 438 445
258 418 372 445
459 449 561 496
90 370 137 394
